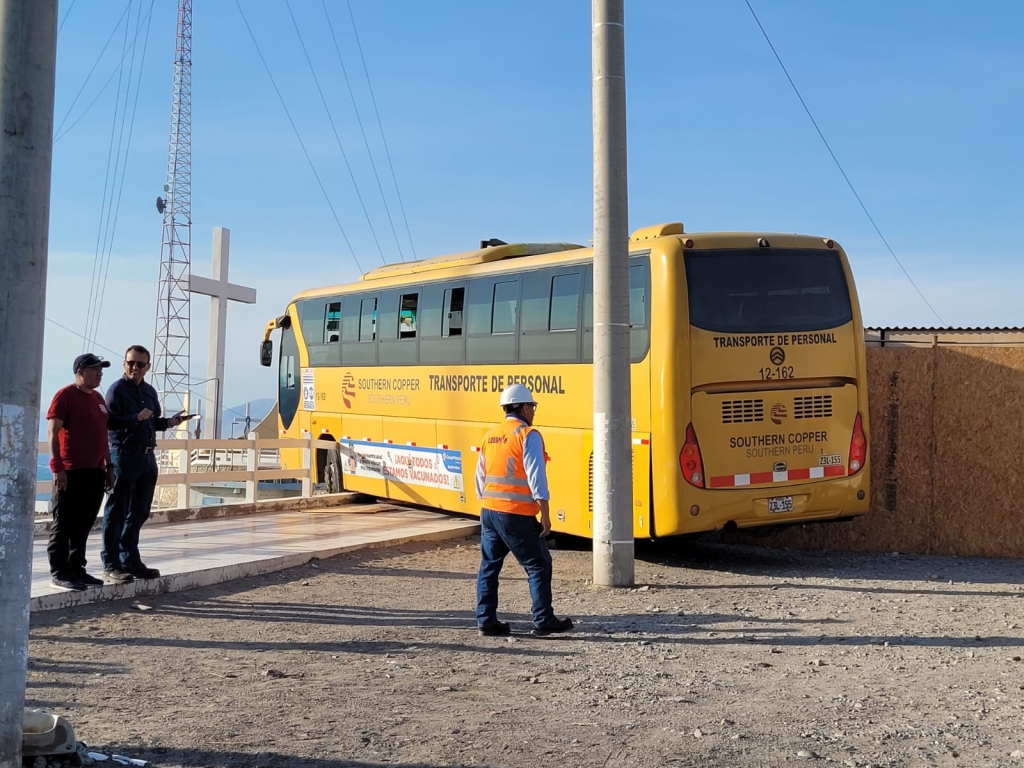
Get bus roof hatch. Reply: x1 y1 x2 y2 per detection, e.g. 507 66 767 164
629 222 684 242
360 242 585 281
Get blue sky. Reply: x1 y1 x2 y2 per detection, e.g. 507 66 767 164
44 0 1024 425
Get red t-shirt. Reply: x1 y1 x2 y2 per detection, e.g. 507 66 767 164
47 384 109 470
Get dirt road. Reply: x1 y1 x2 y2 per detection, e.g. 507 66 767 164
27 536 1024 767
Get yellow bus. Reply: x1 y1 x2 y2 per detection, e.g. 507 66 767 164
260 222 869 538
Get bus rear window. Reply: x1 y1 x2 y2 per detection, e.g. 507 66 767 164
685 248 853 334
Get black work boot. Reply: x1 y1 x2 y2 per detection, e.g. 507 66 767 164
532 617 574 636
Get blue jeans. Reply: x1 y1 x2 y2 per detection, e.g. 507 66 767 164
102 448 158 569
476 508 555 628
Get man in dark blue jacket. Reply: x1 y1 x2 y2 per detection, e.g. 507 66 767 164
102 344 193 582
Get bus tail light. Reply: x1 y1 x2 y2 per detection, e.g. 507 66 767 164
848 413 866 475
680 424 705 488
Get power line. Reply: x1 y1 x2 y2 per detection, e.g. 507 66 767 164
89 0 145 347
84 0 136 351
44 317 252 422
743 0 945 326
344 0 415 262
90 0 156 345
53 2 131 139
285 0 386 265
321 0 404 262
46 317 121 358
58 0 78 35
233 0 363 272
54 0 155 144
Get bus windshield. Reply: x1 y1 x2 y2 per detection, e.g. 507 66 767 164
685 248 853 334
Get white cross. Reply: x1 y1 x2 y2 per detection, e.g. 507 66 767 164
187 227 257 438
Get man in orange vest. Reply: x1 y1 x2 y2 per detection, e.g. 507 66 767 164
475 384 574 637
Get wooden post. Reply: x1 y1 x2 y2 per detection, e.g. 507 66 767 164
244 435 258 503
177 436 190 509
301 434 313 498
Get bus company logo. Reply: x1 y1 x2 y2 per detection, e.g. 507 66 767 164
769 346 786 365
342 373 356 409
770 403 788 425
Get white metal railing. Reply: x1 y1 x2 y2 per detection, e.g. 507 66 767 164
36 435 338 509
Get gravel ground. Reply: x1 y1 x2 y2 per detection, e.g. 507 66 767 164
25 535 1024 768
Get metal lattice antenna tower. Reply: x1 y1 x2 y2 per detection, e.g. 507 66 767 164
152 0 192 415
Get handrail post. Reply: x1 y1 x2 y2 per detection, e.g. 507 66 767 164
244 433 258 503
178 435 190 509
301 434 313 498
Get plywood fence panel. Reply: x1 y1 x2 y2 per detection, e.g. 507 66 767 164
739 345 1024 558
848 347 935 553
931 347 1024 557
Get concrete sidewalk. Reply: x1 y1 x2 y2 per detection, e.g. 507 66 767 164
32 504 479 612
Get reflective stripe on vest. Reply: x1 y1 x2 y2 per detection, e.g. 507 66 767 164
480 418 542 515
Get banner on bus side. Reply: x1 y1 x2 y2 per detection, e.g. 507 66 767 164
339 440 464 492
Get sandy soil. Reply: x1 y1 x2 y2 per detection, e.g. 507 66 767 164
26 535 1024 768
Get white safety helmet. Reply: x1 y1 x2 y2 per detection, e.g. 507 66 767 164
499 383 537 407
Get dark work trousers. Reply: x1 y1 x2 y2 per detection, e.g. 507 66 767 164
476 508 556 628
102 447 159 569
47 468 106 577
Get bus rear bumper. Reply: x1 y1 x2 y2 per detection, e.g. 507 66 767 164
658 472 870 535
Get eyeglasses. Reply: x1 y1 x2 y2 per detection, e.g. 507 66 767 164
124 360 149 369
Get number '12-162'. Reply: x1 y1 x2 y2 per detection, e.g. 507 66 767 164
759 366 794 380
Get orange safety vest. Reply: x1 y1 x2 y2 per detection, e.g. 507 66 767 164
479 417 546 516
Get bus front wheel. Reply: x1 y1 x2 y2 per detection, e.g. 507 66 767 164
324 446 344 494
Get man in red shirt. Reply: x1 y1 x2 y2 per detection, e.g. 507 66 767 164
46 353 114 591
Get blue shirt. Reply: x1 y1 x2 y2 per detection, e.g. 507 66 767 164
105 376 171 449
475 416 550 502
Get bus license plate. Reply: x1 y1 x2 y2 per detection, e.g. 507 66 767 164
768 496 794 514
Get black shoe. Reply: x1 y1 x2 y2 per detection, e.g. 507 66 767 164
478 620 511 637
103 567 135 584
533 617 574 636
51 576 87 591
124 563 160 579
74 572 105 587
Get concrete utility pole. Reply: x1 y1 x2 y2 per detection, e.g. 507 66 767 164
591 0 634 587
0 0 58 764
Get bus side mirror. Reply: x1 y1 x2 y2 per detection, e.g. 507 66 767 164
260 340 273 367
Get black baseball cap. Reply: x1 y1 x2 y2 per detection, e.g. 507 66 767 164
73 353 111 373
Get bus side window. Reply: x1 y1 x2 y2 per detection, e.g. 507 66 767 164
298 298 326 345
467 277 519 364
550 273 581 332
421 284 464 364
341 294 376 366
443 287 464 337
359 298 377 342
582 266 593 363
399 293 418 339
491 280 518 335
324 301 341 343
582 257 648 363
341 295 360 343
378 290 418 366
629 260 650 362
521 268 581 363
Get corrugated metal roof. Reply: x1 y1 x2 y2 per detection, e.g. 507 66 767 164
866 327 1024 333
